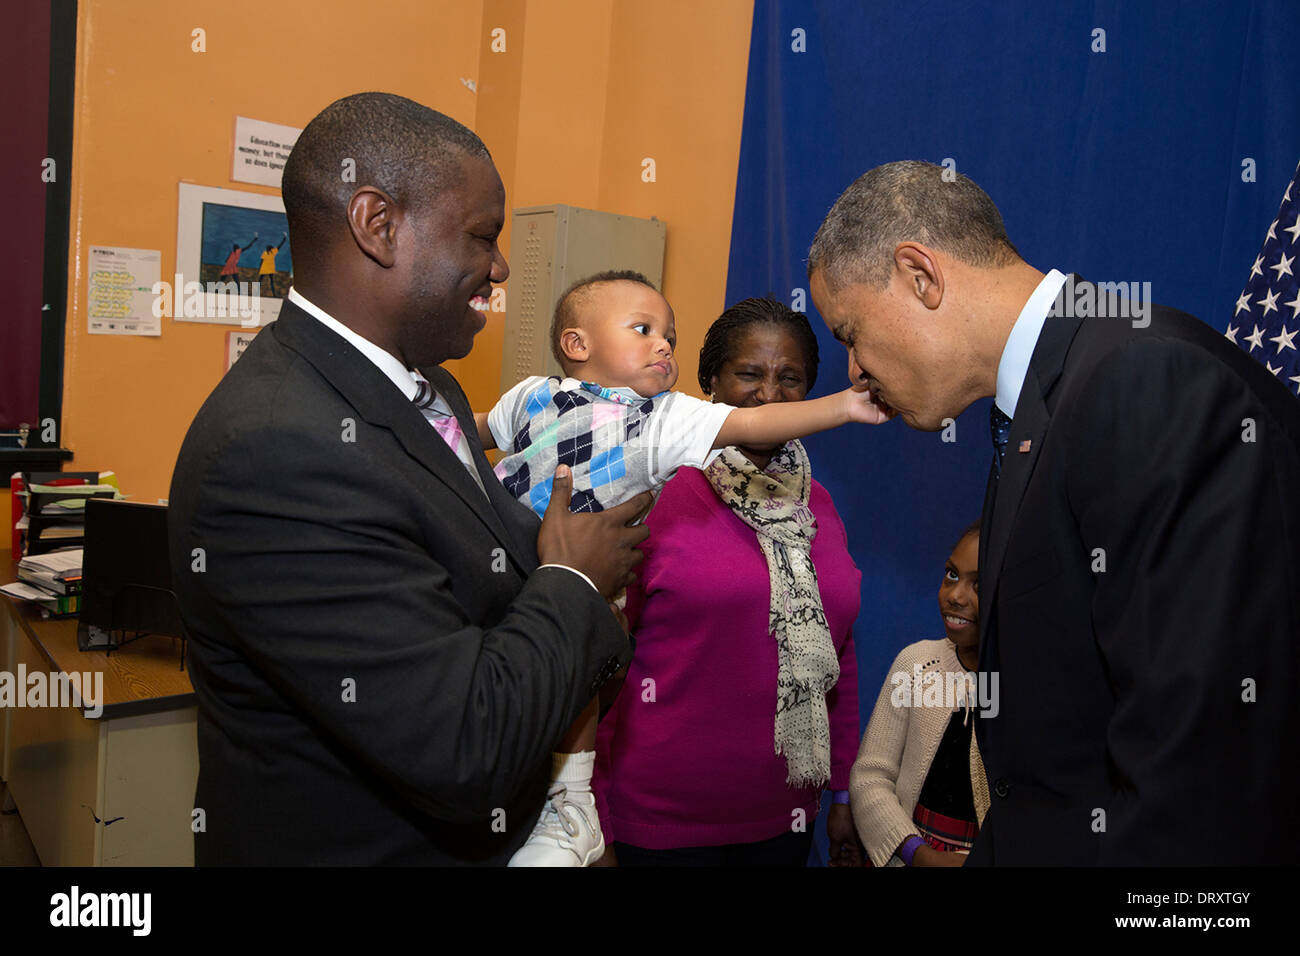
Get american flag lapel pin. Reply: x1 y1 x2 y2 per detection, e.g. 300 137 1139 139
1018 439 1032 453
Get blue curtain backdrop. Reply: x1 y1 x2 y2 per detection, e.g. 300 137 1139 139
723 0 1300 861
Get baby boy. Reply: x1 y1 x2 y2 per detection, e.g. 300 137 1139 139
472 270 887 866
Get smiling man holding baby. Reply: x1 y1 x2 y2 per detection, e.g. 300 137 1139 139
169 92 654 866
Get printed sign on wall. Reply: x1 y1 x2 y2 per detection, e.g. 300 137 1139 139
231 116 302 189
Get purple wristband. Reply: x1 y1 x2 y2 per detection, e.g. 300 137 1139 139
899 835 926 866
831 790 851 805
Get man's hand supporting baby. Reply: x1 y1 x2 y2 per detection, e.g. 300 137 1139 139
536 464 653 600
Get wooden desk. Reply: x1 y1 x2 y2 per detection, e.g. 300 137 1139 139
1 552 197 865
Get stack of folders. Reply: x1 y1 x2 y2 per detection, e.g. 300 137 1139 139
14 549 83 616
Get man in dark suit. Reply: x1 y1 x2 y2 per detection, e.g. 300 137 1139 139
168 93 651 865
808 160 1300 865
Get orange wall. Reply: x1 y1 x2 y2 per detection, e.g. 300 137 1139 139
52 0 754 508
598 0 754 399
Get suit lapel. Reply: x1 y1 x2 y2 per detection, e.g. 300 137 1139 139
271 303 533 574
425 365 539 575
983 367 1050 608
977 457 998 674
980 282 1087 649
976 278 1088 772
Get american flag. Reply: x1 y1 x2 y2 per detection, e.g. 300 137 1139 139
1226 160 1300 396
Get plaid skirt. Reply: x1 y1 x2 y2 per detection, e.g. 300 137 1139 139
912 801 979 853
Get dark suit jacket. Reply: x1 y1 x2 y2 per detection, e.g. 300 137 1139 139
167 301 629 865
969 279 1300 865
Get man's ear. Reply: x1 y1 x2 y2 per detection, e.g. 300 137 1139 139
346 186 399 268
894 242 944 311
560 327 589 364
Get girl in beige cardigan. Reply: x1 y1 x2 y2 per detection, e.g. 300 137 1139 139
850 523 990 867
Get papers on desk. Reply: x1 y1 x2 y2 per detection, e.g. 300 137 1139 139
21 549 83 576
1 582 57 602
7 549 84 615
1 581 81 615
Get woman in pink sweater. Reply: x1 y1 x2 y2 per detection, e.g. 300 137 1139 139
593 298 863 866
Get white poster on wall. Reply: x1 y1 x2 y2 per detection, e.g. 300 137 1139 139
87 245 161 335
231 116 301 188
175 183 289 326
225 329 259 371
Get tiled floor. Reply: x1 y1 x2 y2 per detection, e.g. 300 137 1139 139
0 789 40 865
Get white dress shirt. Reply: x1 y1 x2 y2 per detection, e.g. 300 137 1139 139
995 269 1068 419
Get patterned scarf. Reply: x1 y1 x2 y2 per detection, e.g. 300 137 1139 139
704 440 838 788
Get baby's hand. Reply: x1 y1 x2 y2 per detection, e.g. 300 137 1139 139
842 385 896 425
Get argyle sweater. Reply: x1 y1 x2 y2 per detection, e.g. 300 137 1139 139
487 375 734 517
